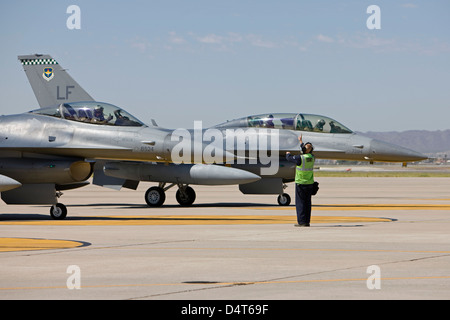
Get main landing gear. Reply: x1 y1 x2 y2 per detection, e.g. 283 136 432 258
145 183 293 207
145 183 196 207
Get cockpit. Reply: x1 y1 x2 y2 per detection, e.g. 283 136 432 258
30 101 146 127
215 113 352 134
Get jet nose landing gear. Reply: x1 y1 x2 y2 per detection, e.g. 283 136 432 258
50 203 67 220
277 193 291 206
49 191 67 220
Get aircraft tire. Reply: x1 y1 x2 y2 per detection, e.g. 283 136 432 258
50 203 67 220
145 186 166 207
277 193 291 206
176 186 196 206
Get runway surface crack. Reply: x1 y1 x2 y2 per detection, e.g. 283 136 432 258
128 251 450 300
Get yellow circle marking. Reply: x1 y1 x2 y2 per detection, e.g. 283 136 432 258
0 215 392 226
0 238 86 252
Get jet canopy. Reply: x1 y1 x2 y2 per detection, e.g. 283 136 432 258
215 113 352 134
30 101 146 127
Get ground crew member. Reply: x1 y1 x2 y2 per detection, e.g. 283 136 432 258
286 135 315 227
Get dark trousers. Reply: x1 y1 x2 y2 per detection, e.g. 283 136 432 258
295 183 314 225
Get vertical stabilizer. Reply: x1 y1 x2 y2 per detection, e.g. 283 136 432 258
18 54 94 107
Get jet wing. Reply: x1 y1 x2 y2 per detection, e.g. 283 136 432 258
1 145 133 162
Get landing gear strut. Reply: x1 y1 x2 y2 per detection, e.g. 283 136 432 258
144 183 196 207
50 191 67 220
277 193 291 206
50 203 67 220
277 183 291 206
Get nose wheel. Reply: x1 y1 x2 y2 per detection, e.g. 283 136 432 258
277 183 291 206
277 193 291 206
49 191 67 220
50 203 67 220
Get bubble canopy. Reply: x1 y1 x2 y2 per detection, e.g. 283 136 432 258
29 101 146 127
215 113 352 134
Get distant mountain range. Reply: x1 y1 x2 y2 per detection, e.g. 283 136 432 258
357 130 450 155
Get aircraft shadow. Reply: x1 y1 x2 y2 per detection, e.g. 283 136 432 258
0 214 55 221
0 213 282 222
0 203 286 221
66 202 284 209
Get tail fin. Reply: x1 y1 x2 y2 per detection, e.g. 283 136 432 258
18 54 94 108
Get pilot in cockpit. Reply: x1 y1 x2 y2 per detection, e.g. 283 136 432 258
314 119 326 132
264 114 275 128
329 120 344 133
92 106 113 124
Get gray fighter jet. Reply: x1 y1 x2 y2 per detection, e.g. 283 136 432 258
0 55 262 219
207 113 427 205
108 112 426 206
11 54 427 215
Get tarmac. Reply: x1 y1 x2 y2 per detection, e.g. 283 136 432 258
0 177 449 300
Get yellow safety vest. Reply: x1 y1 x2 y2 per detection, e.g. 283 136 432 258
295 153 315 185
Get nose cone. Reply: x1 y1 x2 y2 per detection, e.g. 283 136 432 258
369 139 427 162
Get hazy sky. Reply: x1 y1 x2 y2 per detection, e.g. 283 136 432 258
0 1 449 132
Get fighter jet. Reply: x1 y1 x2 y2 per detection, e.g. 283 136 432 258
0 55 261 219
13 54 427 213
107 113 426 206
207 113 427 205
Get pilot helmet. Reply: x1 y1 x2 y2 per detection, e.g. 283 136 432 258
94 106 104 113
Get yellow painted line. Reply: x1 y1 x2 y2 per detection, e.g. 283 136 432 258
0 215 392 226
1 276 449 291
0 238 86 252
255 204 450 211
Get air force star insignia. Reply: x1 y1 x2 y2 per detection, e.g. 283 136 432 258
43 67 54 81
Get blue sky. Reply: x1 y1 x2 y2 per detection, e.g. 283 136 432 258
0 1 449 132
